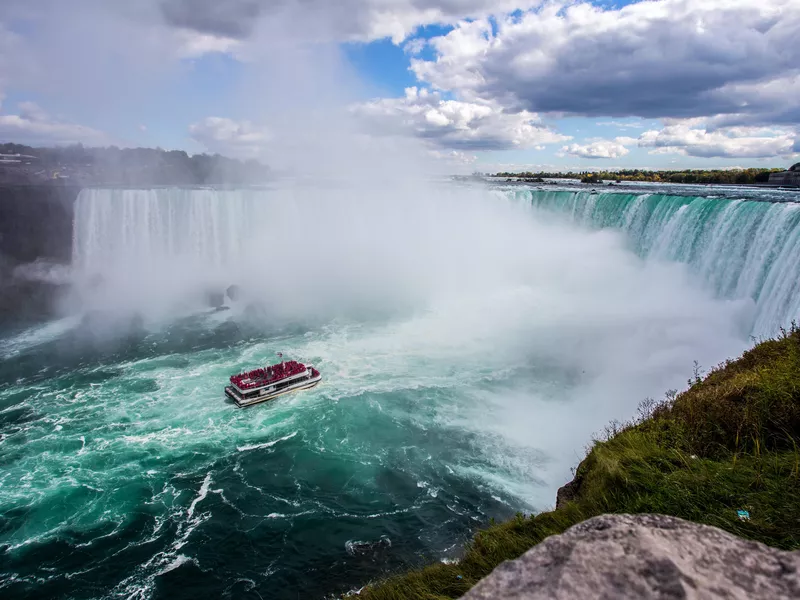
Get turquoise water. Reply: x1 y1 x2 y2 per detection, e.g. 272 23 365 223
1 183 796 598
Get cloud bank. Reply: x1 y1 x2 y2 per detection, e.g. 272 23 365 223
355 87 570 151
0 0 797 163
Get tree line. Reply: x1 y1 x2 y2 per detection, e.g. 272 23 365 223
493 168 784 185
0 143 270 185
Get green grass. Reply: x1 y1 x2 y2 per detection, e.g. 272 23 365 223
352 325 800 599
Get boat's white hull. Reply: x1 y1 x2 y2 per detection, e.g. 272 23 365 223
225 374 322 408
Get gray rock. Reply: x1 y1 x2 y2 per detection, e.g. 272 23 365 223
226 284 242 301
460 514 800 600
555 477 580 510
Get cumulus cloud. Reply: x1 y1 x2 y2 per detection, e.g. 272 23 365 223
160 0 263 40
561 138 632 159
0 100 110 146
175 30 242 58
354 86 570 151
412 0 799 122
3 0 798 165
403 38 427 56
189 117 269 157
639 122 797 158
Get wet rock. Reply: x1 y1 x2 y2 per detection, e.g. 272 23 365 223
226 284 242 301
346 536 392 560
243 302 266 321
555 478 580 510
460 514 800 600
206 290 225 309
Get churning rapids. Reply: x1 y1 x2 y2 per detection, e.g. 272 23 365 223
1 181 799 599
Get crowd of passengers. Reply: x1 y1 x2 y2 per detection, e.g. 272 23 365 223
230 361 305 389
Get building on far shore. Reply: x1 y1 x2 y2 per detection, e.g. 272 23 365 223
768 163 800 187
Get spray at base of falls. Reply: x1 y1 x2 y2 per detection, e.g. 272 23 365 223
507 188 800 337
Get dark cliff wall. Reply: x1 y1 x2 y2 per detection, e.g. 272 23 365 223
0 185 80 330
0 185 79 265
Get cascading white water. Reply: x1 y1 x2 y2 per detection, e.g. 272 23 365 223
73 186 800 336
72 188 267 273
512 189 800 336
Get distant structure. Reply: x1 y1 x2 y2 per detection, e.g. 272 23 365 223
767 162 800 187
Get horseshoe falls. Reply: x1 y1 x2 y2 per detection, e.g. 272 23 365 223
511 188 800 337
1 182 798 599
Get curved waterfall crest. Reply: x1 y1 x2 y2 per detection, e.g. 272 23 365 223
513 189 800 336
71 187 800 337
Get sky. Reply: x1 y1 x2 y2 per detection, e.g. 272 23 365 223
0 0 798 173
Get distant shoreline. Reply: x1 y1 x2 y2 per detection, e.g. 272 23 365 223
488 176 797 190
488 167 796 187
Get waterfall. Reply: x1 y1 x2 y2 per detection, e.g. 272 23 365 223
511 189 800 336
72 188 270 273
71 187 800 336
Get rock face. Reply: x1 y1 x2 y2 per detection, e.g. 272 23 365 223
555 477 580 510
0 185 79 328
0 185 78 264
460 514 800 600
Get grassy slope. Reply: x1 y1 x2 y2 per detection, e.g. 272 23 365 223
355 326 800 599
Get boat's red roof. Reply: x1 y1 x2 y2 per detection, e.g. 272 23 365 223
230 360 307 390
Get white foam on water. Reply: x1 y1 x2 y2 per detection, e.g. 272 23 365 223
0 316 81 359
186 473 212 519
237 431 298 452
156 554 197 576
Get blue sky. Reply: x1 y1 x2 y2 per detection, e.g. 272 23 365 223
0 0 797 172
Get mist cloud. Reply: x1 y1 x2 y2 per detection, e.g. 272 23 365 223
189 117 269 158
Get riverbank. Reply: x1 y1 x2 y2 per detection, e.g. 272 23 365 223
490 167 785 186
354 325 800 599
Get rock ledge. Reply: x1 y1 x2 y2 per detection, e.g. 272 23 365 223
460 514 800 599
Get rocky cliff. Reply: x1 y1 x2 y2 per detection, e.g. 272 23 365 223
0 185 79 328
461 514 800 599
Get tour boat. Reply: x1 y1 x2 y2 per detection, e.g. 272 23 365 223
225 356 322 407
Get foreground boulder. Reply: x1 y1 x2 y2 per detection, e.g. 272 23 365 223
460 514 800 599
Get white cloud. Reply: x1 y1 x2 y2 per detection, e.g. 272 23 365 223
411 0 799 122
561 138 631 159
189 116 269 157
0 100 110 146
3 0 798 166
18 101 49 122
175 30 242 58
639 122 797 158
403 38 427 56
354 86 571 151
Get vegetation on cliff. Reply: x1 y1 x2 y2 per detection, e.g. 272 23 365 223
354 325 800 599
494 168 782 185
0 142 269 186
